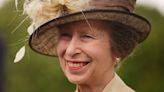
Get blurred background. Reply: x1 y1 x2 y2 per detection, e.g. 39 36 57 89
0 0 164 92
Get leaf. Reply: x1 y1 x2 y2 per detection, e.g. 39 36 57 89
14 46 26 63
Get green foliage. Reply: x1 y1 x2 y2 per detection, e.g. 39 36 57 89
0 1 164 92
118 6 164 92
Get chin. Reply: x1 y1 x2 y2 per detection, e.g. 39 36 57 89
66 73 89 85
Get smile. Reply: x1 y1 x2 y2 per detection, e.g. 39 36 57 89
66 60 90 72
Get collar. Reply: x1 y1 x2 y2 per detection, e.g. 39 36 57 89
102 73 135 92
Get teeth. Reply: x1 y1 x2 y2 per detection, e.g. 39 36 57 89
68 62 85 67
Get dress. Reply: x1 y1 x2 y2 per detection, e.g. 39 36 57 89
75 73 135 92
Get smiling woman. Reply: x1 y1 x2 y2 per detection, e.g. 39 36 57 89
18 0 151 92
56 20 115 87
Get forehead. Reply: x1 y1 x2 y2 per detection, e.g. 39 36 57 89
58 20 112 33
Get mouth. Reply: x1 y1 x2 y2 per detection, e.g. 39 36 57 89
66 60 90 72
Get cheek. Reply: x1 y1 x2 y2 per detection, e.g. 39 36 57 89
84 42 114 64
56 41 67 71
56 41 68 57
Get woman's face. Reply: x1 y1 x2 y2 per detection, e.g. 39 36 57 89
56 20 116 85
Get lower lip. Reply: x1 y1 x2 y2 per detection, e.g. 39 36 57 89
69 66 83 71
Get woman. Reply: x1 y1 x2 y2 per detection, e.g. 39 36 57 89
24 0 151 92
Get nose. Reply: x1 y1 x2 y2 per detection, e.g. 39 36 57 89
65 37 81 58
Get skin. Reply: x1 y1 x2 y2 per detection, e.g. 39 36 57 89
56 20 117 92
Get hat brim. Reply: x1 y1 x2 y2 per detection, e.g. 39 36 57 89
29 10 151 56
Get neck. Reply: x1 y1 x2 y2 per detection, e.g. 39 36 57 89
76 72 115 92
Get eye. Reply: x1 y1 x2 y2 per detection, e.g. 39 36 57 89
83 35 92 38
59 32 72 39
81 34 94 39
60 33 71 37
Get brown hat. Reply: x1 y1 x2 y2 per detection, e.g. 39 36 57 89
26 0 151 56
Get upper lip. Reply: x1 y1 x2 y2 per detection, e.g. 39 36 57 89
65 59 90 63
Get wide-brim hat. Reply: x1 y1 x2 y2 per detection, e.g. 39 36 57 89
26 0 151 56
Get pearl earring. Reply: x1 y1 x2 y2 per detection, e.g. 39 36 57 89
116 58 120 61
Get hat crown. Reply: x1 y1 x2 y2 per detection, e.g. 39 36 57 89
24 0 136 28
88 0 136 12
